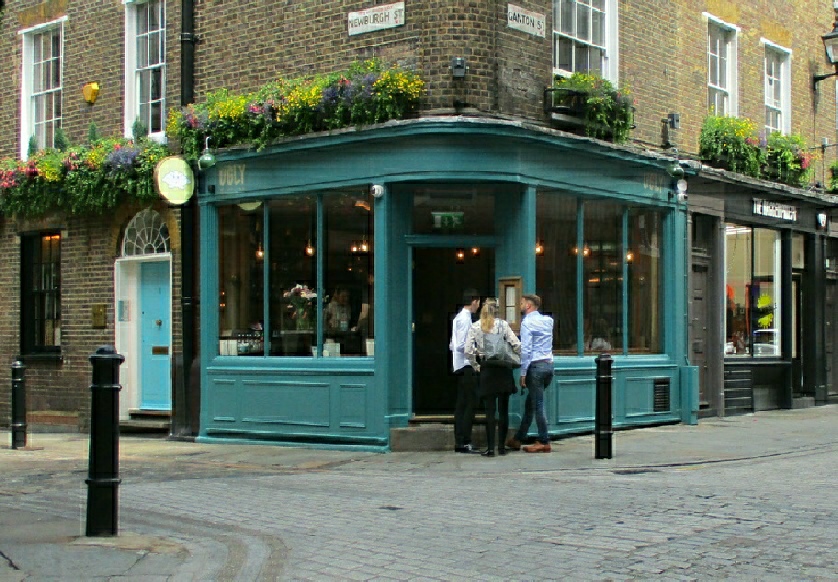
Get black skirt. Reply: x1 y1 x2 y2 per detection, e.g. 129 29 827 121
477 364 516 397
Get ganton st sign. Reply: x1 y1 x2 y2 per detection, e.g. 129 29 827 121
507 4 545 37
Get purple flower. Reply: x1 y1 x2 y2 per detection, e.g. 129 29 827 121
105 146 140 172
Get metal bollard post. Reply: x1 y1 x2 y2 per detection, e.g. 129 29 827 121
595 353 613 459
85 345 125 537
11 360 27 450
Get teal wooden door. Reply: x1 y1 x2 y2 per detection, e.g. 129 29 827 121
140 261 171 409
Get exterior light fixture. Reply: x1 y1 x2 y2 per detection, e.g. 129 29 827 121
82 82 100 105
814 1 838 89
455 248 465 263
255 243 264 261
535 240 545 256
305 240 315 256
626 250 635 263
198 136 216 170
471 247 480 256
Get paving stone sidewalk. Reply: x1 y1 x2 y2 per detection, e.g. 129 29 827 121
1 405 836 581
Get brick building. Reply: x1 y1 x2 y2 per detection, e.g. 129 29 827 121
1 0 836 447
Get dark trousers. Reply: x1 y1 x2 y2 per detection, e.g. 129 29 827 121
454 366 477 447
483 393 510 452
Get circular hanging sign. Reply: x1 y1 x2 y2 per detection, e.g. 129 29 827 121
154 156 195 205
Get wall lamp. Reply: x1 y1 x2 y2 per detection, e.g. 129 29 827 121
198 136 216 170
813 2 838 90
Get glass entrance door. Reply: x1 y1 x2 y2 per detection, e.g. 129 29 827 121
412 247 494 415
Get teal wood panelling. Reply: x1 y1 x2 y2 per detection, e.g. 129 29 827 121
208 378 237 422
339 383 368 428
240 379 331 427
555 377 595 423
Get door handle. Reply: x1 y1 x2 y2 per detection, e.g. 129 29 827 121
156 319 162 327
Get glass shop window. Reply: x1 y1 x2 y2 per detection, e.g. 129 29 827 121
218 190 375 358
627 208 662 353
218 203 266 356
583 200 623 355
322 191 374 358
724 225 781 357
535 193 578 354
267 195 318 357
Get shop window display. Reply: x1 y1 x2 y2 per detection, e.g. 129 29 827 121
217 190 374 358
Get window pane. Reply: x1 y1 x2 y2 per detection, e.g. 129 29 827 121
591 9 603 46
323 190 375 357
577 2 590 41
560 0 574 35
557 36 573 71
752 228 780 357
536 191 577 354
218 205 265 356
628 209 662 353
268 196 317 356
725 225 751 356
584 201 623 354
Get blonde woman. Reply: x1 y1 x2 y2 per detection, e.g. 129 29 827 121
465 298 521 457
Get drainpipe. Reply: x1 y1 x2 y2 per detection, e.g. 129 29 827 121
176 0 197 437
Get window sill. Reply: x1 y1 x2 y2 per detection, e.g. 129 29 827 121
19 353 63 364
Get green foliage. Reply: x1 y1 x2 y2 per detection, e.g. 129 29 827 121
27 135 38 157
53 127 70 152
87 122 100 144
552 72 634 143
699 116 815 187
698 115 764 178
0 137 169 219
829 159 838 192
132 118 149 141
167 59 425 161
765 132 813 188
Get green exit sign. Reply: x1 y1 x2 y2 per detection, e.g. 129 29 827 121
431 211 464 229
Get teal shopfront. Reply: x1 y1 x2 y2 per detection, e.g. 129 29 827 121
197 118 698 450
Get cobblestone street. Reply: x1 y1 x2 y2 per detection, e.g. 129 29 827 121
1 407 836 580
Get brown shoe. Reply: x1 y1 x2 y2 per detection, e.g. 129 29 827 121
505 437 522 451
523 442 552 453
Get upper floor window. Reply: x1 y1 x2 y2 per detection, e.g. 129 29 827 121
19 19 64 158
764 41 791 135
554 0 618 81
707 15 738 116
125 0 166 140
21 232 62 355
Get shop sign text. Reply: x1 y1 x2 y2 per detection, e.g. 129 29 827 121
753 198 797 222
507 4 545 37
218 164 246 190
348 2 405 36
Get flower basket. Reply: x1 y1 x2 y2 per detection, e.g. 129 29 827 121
544 72 634 143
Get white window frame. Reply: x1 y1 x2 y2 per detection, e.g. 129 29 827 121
18 17 66 160
124 0 167 142
705 13 739 117
553 0 619 83
762 39 791 135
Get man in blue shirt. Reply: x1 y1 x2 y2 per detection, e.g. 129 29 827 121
506 294 554 453
450 289 481 453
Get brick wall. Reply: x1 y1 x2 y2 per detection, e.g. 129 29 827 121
622 0 838 176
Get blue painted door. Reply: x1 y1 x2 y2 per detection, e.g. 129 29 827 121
140 261 171 409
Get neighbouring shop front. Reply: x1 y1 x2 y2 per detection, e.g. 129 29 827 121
688 171 838 417
197 118 697 450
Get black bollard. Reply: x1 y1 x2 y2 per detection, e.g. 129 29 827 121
11 360 26 450
595 353 613 459
85 345 125 537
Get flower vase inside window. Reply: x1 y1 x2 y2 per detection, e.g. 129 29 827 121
284 284 317 331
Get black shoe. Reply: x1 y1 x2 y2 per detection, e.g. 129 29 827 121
455 444 481 454
481 449 495 457
498 447 507 456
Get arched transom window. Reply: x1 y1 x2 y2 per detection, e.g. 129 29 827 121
122 208 171 256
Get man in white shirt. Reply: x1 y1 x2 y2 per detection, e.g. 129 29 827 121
450 289 481 453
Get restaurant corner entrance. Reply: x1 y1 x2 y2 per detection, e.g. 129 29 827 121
412 247 495 417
